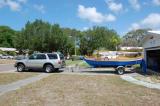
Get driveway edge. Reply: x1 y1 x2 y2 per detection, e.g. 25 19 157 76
120 74 160 90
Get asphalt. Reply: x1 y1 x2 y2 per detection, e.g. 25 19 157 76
0 64 16 72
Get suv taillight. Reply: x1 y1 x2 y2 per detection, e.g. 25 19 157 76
58 61 61 64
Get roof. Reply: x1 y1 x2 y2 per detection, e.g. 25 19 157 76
0 47 16 51
142 30 160 44
148 31 160 35
120 47 143 50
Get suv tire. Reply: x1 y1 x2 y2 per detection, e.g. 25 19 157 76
44 64 54 73
17 64 25 72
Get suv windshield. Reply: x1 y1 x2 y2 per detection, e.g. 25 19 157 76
47 54 58 59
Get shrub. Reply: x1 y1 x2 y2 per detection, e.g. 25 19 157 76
7 51 16 56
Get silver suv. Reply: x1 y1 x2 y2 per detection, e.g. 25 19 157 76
15 53 65 73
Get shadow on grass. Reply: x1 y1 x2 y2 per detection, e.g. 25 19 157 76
77 67 135 75
82 71 134 74
20 69 64 73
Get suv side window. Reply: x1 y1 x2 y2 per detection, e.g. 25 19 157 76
29 55 36 60
47 54 58 59
36 54 46 60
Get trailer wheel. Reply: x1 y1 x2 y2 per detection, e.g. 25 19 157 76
116 66 125 75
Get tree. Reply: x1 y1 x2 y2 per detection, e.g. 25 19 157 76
62 28 81 55
122 29 149 46
79 26 121 55
15 20 75 55
0 26 17 47
0 20 121 56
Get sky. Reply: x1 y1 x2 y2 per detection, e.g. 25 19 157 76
0 0 160 36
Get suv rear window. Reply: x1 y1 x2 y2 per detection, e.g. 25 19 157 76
47 54 58 59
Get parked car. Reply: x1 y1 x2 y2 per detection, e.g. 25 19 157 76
7 55 14 59
0 54 2 59
0 54 14 59
14 53 66 73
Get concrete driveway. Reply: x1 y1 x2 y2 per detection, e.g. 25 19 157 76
0 64 16 72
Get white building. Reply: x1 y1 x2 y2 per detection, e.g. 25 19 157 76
143 31 160 73
93 51 118 59
98 51 118 59
0 47 16 52
120 47 143 51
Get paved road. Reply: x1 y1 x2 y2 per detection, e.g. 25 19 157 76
0 64 16 72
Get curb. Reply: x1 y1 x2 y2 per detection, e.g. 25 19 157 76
120 75 160 90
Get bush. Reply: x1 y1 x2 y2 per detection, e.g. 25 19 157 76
0 50 4 55
0 50 17 56
7 51 16 56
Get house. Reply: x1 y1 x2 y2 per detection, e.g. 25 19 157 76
93 51 118 59
120 47 143 51
119 46 143 57
0 47 16 52
143 31 160 73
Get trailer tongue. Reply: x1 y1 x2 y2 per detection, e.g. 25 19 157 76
83 58 146 75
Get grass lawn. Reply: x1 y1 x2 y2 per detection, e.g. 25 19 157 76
66 60 90 68
0 73 39 85
0 74 160 106
0 59 15 64
66 60 83 65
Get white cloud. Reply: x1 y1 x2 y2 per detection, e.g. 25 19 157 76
129 23 140 30
78 5 116 24
81 27 89 31
129 0 141 10
0 0 6 8
106 0 123 13
18 0 27 4
153 0 160 6
0 0 27 11
7 0 21 11
34 4 45 14
129 13 160 30
141 13 160 28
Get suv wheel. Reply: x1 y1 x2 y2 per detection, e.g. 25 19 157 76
44 64 54 73
17 64 25 72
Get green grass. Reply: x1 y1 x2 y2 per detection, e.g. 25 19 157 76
78 61 90 67
133 64 141 68
65 60 90 68
65 60 83 66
